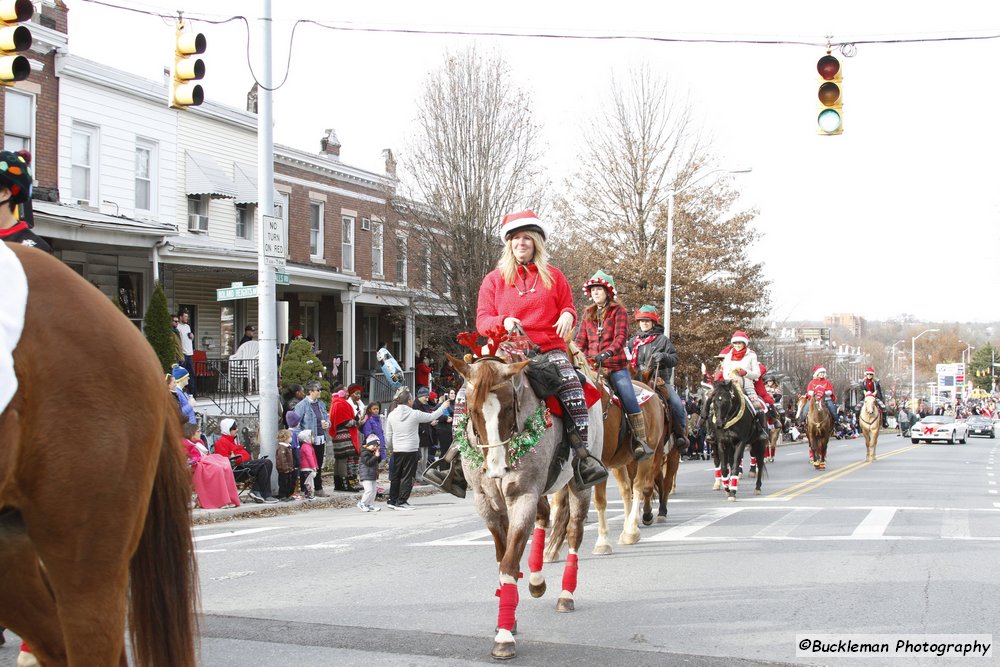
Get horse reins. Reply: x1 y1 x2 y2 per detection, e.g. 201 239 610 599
721 371 748 429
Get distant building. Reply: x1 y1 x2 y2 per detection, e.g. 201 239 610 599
824 313 866 337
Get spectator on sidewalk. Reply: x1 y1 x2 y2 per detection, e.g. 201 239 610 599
358 433 383 512
175 310 197 397
183 422 240 509
167 366 197 425
293 382 330 495
415 386 438 476
213 418 277 504
384 387 449 510
433 389 456 461
275 429 298 501
298 429 319 500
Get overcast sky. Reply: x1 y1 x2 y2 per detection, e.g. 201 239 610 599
63 0 1000 324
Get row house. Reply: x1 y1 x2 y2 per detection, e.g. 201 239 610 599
2 0 455 394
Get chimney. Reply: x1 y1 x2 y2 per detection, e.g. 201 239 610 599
320 129 341 159
381 148 397 177
38 0 69 34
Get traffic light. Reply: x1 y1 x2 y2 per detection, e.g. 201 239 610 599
0 0 33 86
816 53 843 135
170 21 206 109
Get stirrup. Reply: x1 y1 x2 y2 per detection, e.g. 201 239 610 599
423 456 467 498
632 440 654 463
573 453 608 489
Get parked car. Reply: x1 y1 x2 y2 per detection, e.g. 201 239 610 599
910 415 968 444
966 415 996 438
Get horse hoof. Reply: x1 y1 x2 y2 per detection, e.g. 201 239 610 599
727 495 736 502
529 580 546 598
556 596 575 613
656 514 667 524
492 641 517 660
618 532 640 546
642 512 654 526
592 543 613 556
818 462 826 470
754 489 761 496
712 480 721 490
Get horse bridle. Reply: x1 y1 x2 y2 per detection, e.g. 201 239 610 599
468 356 526 453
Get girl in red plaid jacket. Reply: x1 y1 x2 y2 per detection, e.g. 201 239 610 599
574 271 653 462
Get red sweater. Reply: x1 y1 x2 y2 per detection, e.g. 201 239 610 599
806 378 836 403
477 264 576 353
213 434 250 464
574 302 629 371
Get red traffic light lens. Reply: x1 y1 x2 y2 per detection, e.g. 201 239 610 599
817 55 840 80
818 81 841 106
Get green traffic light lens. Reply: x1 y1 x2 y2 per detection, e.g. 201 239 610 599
818 108 842 133
818 81 841 106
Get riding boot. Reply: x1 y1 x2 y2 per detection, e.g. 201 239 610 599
423 445 468 498
626 412 654 462
333 475 349 492
563 422 608 489
756 412 769 447
672 422 689 453
347 475 364 492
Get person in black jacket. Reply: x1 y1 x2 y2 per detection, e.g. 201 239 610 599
626 305 688 451
854 366 888 427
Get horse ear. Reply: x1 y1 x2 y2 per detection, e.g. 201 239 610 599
449 353 472 380
503 359 531 379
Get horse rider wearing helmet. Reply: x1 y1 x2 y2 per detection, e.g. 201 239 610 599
626 304 688 452
854 366 888 427
575 271 654 462
424 210 610 496
799 366 839 425
719 330 770 445
0 150 51 252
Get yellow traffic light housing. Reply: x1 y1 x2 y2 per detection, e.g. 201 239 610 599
0 0 33 86
817 53 843 135
170 21 206 108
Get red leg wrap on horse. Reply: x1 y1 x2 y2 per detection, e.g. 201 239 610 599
730 476 739 490
715 467 722 479
528 527 546 573
750 456 757 466
561 553 579 593
496 582 519 631
722 476 730 488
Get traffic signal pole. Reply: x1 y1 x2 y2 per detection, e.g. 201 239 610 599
256 0 278 488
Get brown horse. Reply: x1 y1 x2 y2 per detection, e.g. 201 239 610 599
449 353 603 660
804 393 834 469
858 392 881 462
0 244 198 666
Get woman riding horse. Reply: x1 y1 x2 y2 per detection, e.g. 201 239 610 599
626 304 688 452
575 271 653 462
425 210 608 494
799 366 838 425
854 366 888 428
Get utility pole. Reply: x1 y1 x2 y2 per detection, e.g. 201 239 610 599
256 0 278 488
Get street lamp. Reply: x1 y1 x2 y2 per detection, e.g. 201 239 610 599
663 166 752 338
889 339 906 374
911 328 939 412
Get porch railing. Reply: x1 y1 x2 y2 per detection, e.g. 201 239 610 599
193 357 259 415
366 370 415 405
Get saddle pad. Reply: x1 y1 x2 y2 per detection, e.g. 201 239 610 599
610 383 656 408
0 242 28 416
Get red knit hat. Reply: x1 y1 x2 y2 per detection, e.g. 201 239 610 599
499 210 548 241
730 330 749 344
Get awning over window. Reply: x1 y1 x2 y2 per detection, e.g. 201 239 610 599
233 162 282 205
185 151 237 199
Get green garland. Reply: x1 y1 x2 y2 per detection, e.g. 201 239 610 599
454 406 549 469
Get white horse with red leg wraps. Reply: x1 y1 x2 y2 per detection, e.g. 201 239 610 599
448 353 603 661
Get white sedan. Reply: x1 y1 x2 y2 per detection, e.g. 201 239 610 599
910 415 968 444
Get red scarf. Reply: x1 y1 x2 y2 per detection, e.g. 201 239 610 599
0 221 28 239
629 335 657 369
730 346 748 361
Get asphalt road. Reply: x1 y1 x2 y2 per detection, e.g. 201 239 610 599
12 432 992 666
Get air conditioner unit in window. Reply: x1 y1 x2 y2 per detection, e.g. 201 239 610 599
361 218 370 231
188 213 209 232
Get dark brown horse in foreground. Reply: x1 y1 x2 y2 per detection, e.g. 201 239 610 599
450 352 603 660
0 244 198 666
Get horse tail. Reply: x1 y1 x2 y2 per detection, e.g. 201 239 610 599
128 415 199 667
547 493 571 558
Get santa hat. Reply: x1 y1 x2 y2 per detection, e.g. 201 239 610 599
499 209 548 241
730 330 749 344
634 304 659 323
220 418 237 434
864 367 875 375
582 270 617 299
812 366 827 377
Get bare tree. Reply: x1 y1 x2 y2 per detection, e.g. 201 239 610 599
396 45 547 348
552 65 769 387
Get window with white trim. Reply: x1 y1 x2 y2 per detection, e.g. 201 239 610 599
71 124 98 204
187 195 208 232
371 220 384 277
4 89 34 153
235 203 255 240
341 215 355 272
310 200 324 258
395 233 407 286
134 139 156 214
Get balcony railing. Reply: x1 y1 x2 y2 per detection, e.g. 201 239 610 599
193 357 259 415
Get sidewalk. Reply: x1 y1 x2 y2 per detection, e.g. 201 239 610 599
191 470 441 524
